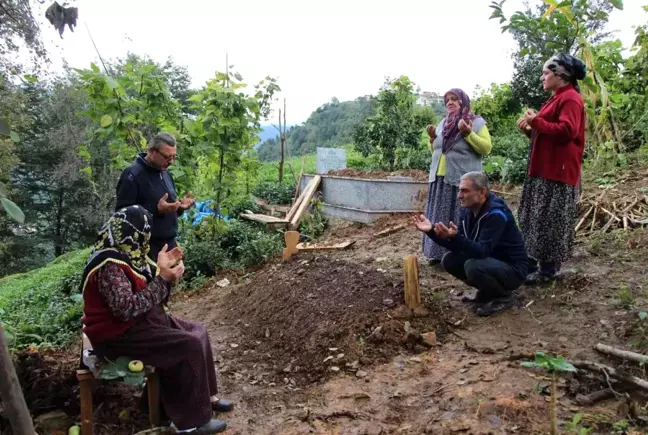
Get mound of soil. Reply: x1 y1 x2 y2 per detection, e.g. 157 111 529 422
12 350 79 417
218 255 446 387
326 168 428 182
0 350 151 435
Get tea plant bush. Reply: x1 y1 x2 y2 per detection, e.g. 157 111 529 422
0 248 90 348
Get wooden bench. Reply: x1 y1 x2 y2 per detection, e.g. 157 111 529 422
77 332 161 435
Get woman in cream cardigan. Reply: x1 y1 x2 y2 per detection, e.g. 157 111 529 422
422 88 493 264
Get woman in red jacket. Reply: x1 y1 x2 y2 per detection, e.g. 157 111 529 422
80 205 232 434
516 53 587 283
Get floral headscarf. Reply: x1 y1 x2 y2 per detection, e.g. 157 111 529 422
81 205 156 288
441 88 483 153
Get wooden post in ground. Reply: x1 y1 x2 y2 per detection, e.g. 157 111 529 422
282 231 300 261
146 371 161 427
0 324 35 434
76 369 94 435
403 256 422 309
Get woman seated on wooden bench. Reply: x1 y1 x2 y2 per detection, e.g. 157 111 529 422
80 205 233 434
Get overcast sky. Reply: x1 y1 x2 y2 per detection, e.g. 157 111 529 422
38 0 646 123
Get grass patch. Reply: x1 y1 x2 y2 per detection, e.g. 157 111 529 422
0 248 90 348
257 146 372 184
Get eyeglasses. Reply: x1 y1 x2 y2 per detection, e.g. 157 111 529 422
155 149 177 162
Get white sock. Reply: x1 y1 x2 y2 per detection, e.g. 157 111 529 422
170 423 197 433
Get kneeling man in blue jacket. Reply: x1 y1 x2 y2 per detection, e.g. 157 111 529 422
413 171 528 317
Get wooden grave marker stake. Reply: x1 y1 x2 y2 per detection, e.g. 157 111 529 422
282 231 300 261
403 255 422 309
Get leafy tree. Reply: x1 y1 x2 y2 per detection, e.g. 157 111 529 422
490 0 615 109
0 74 109 276
472 82 521 137
187 70 279 213
0 77 24 222
490 0 628 165
606 12 648 152
353 76 433 171
77 58 187 184
0 0 47 72
106 53 196 113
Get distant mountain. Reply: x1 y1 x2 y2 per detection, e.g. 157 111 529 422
255 124 290 149
256 96 374 161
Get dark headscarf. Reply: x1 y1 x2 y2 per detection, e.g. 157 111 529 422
441 88 483 153
543 53 587 92
80 205 157 292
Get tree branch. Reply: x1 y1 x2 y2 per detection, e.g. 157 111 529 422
0 2 19 24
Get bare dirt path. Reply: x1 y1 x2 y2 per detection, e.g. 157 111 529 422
167 213 648 434
12 176 648 434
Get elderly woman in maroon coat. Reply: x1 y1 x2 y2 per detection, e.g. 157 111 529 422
517 53 587 283
80 205 232 434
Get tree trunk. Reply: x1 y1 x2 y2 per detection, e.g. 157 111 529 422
215 147 225 218
54 188 64 257
278 99 287 184
279 133 285 184
0 325 35 434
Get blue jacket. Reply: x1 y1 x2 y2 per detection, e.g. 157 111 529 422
427 193 528 279
115 153 184 242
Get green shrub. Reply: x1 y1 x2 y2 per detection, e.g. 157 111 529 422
0 248 90 348
501 156 528 184
484 155 505 183
225 197 263 218
252 181 295 204
299 197 328 240
217 220 264 255
492 132 529 159
181 239 231 283
394 146 430 171
237 232 283 268
179 217 282 286
489 132 529 184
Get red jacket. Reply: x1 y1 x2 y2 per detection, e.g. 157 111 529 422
529 84 585 186
82 261 147 344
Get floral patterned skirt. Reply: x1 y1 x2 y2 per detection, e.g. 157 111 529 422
518 176 579 265
422 177 460 261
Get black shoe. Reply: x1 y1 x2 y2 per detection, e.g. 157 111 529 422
427 259 441 267
212 399 234 413
461 291 487 307
195 418 228 434
461 296 483 313
524 272 555 285
475 298 512 317
461 294 477 302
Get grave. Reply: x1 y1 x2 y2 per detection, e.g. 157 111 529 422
300 173 428 224
316 147 347 174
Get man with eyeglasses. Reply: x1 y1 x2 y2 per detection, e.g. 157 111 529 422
115 132 196 263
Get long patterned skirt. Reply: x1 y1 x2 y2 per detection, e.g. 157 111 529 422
422 177 460 261
92 307 219 430
518 176 579 265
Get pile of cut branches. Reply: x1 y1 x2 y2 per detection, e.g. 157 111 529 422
576 190 648 236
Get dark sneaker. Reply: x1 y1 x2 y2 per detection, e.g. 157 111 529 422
212 398 234 413
461 293 477 302
195 418 227 434
461 291 488 313
524 272 556 285
475 298 512 317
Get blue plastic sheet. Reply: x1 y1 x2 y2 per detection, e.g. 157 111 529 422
183 199 229 225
